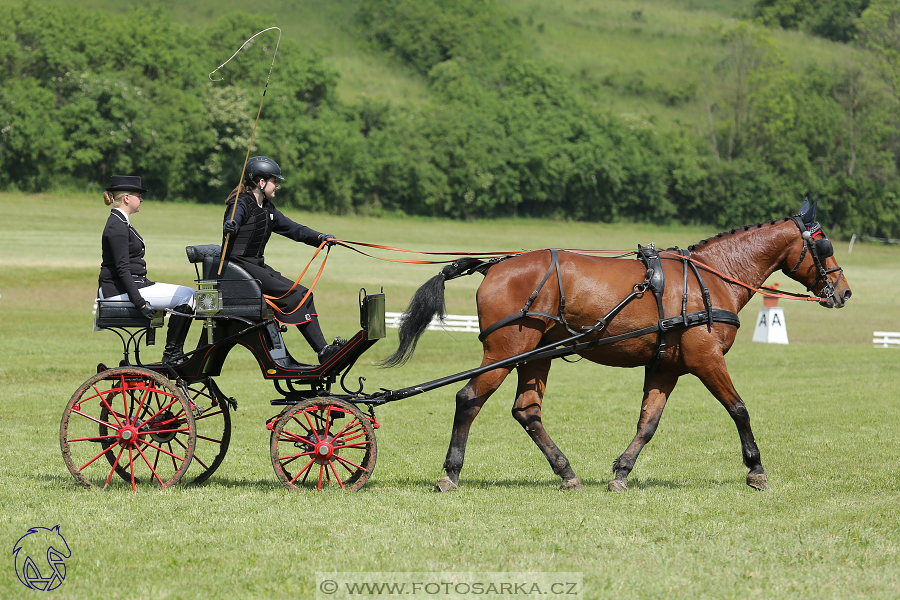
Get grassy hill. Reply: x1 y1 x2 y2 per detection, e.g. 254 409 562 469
11 0 854 128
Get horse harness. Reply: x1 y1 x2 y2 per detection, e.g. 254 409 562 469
788 216 843 304
457 247 740 388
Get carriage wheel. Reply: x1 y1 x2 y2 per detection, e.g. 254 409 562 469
179 381 231 485
60 367 196 490
270 398 377 492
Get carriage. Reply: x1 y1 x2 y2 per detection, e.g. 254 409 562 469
61 244 387 492
60 200 851 493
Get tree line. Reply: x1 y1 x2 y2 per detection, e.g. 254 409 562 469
2 0 900 237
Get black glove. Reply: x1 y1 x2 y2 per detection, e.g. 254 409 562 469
318 233 337 247
223 220 239 235
139 302 155 320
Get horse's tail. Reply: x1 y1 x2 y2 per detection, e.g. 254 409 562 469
379 257 494 368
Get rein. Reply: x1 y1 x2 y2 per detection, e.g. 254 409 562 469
272 225 836 317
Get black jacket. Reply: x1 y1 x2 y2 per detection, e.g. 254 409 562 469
220 193 324 325
98 210 153 306
223 192 321 259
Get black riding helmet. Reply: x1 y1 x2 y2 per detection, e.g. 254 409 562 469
245 156 284 188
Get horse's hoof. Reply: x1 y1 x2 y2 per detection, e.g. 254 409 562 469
560 477 583 491
607 479 627 493
434 477 458 492
746 472 768 491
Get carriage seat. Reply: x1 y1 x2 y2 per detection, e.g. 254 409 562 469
185 244 266 320
94 300 164 329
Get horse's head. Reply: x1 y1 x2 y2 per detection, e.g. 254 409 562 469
782 198 851 308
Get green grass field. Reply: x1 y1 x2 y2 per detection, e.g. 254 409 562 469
1 193 899 599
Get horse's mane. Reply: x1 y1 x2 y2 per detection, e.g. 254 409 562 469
682 217 794 252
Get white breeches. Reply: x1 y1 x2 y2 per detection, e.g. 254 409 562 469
99 282 196 311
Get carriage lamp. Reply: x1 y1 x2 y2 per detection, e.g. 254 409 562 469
194 280 222 333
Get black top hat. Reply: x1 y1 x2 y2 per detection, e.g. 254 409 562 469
106 175 147 193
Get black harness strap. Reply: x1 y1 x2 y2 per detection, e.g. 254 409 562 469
473 247 740 392
637 245 668 387
478 249 575 342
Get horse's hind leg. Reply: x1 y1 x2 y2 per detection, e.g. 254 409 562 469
510 358 582 490
693 360 768 490
436 365 510 492
609 371 679 492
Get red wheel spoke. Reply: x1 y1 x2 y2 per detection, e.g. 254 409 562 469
103 445 125 487
278 451 315 465
196 434 222 444
335 431 369 445
68 435 119 443
81 441 121 471
142 427 191 436
128 447 137 491
168 442 178 472
289 458 317 485
329 414 359 441
195 409 223 421
128 383 153 427
136 444 165 486
302 412 321 442
97 391 124 428
327 459 346 490
141 396 182 427
153 444 162 473
333 454 365 473
278 430 313 445
71 409 118 430
137 438 186 462
190 452 210 471
317 462 325 491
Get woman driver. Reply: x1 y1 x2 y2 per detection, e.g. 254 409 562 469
221 156 344 363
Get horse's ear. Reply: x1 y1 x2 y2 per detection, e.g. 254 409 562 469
800 197 818 226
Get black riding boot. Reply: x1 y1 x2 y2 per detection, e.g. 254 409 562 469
298 317 346 364
162 304 193 366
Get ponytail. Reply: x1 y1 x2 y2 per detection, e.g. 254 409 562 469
103 190 126 207
226 183 247 204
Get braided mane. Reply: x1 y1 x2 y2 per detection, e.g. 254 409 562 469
685 217 794 252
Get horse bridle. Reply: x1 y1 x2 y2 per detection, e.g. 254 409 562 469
788 217 843 303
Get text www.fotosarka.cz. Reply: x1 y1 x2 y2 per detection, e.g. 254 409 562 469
316 572 583 599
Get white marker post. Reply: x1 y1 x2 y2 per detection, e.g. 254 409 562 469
752 291 789 345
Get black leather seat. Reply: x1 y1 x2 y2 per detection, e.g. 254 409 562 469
95 301 154 328
186 244 266 320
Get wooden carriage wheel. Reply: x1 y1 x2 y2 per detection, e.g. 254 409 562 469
270 398 377 492
60 367 196 490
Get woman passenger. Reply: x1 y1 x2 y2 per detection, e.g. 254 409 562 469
98 175 195 365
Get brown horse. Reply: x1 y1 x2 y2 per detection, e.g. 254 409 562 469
383 199 851 492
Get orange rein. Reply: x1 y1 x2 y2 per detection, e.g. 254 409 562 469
657 249 822 302
270 241 822 317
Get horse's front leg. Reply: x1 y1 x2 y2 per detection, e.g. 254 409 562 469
436 366 509 492
693 358 768 490
510 358 582 490
609 371 679 492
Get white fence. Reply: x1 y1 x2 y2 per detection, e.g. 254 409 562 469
873 331 900 348
385 312 480 333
